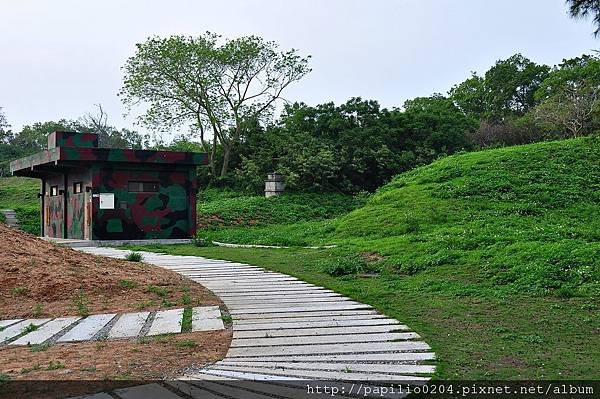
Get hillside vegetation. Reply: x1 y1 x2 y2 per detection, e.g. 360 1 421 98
0 176 39 234
198 188 366 229
201 137 600 298
139 137 600 379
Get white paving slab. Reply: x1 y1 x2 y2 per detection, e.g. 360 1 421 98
206 365 429 381
189 369 305 381
227 296 350 304
233 318 402 330
11 317 80 345
227 341 431 357
192 306 224 331
223 352 436 362
226 300 355 310
108 311 150 339
233 324 403 338
147 308 184 336
229 303 370 315
232 310 383 321
231 332 419 347
0 318 51 343
217 361 436 375
0 319 22 328
77 246 436 383
58 314 116 342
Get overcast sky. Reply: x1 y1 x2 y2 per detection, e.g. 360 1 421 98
0 0 597 138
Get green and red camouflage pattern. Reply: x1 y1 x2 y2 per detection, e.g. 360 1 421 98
91 165 198 240
11 148 206 174
9 148 60 174
48 131 99 149
12 131 205 240
60 147 207 165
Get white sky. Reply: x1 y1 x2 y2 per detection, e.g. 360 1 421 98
0 0 597 138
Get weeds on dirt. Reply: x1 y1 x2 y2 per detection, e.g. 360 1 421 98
181 287 192 306
147 285 169 298
162 298 176 307
11 286 27 296
29 343 51 352
220 314 233 324
22 323 39 334
32 304 44 317
21 363 41 374
72 291 89 317
125 252 143 262
181 308 192 332
47 361 66 370
135 300 155 310
118 279 138 289
175 339 197 349
0 373 10 382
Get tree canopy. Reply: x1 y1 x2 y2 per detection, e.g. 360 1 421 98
120 33 311 178
567 0 600 36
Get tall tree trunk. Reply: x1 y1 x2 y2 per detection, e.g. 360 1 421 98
210 131 218 178
220 144 231 177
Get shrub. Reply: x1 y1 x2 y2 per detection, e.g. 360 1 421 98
125 252 143 262
319 255 379 277
118 279 138 289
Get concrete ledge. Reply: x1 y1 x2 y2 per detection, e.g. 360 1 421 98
42 237 193 248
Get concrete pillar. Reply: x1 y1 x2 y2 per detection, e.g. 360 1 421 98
265 173 285 198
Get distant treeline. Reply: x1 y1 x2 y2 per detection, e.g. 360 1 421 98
1 53 598 193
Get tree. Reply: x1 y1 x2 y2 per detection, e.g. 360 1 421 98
76 104 149 149
0 107 8 131
120 33 311 178
15 120 77 151
483 54 550 120
401 94 476 158
78 104 111 145
448 73 486 117
567 0 600 36
534 55 600 137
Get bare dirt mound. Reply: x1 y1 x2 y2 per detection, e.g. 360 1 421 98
0 224 220 318
0 224 232 387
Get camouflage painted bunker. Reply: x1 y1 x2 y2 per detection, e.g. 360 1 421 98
10 131 207 240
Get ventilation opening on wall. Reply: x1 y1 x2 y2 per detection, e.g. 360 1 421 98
128 181 159 192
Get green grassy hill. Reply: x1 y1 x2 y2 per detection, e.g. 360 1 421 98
202 137 600 298
0 177 40 234
198 188 366 229
122 137 600 379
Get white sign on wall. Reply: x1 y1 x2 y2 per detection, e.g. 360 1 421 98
99 193 115 209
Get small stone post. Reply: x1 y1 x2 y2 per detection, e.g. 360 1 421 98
265 173 285 198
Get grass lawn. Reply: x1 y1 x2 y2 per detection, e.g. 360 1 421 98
126 243 599 380
0 176 40 234
129 137 600 380
198 187 366 229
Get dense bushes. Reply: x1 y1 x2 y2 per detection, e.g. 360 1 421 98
191 53 600 194
231 96 476 193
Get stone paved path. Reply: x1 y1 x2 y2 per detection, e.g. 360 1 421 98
0 306 223 346
70 247 436 398
0 209 19 229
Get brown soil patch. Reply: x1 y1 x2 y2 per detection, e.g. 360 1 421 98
0 330 230 398
0 224 233 390
360 251 385 262
0 224 221 318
